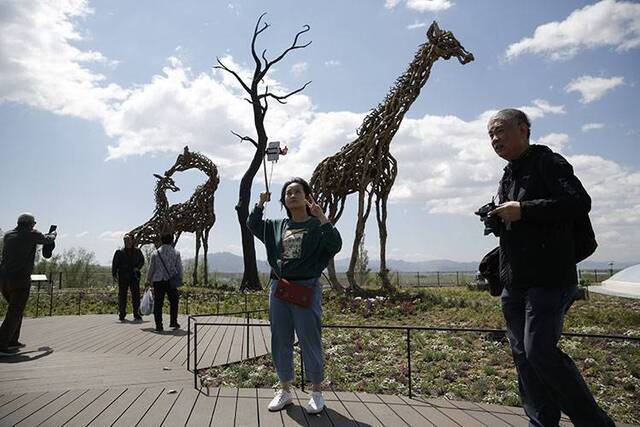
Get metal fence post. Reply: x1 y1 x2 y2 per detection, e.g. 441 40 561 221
246 310 250 360
186 291 189 315
216 293 220 314
594 270 598 283
194 323 198 388
456 271 459 286
59 271 63 289
244 292 248 312
416 272 420 287
407 328 412 398
437 272 440 286
77 291 82 315
187 316 191 372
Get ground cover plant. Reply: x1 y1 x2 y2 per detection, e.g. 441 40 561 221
200 288 640 424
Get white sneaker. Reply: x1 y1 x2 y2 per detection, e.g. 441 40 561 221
268 390 293 412
306 391 325 414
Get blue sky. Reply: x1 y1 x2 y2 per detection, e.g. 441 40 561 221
1 0 639 266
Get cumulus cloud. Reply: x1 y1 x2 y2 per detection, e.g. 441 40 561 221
290 62 308 76
565 75 624 103
324 60 341 68
75 231 89 238
0 0 128 120
536 133 570 152
385 0 453 12
99 230 126 241
505 0 640 60
582 123 605 132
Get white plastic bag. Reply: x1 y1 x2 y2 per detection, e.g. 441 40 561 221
140 287 154 316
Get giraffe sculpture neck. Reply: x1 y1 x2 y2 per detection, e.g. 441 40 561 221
154 183 169 216
357 41 439 151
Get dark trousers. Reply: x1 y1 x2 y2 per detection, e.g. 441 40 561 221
501 285 614 427
153 280 179 328
0 276 30 348
118 279 141 319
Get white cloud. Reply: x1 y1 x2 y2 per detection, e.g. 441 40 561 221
75 231 89 238
290 62 308 76
565 75 624 103
407 21 428 30
506 0 640 60
535 133 570 152
385 0 453 12
0 0 128 120
324 60 341 68
99 230 126 241
582 123 605 132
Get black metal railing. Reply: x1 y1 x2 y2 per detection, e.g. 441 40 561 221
188 311 640 398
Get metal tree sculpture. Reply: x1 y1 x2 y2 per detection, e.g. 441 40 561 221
215 13 311 291
129 146 219 286
310 22 474 292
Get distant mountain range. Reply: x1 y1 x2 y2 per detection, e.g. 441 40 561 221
187 252 637 273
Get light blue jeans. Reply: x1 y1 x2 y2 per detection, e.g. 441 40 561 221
269 278 323 385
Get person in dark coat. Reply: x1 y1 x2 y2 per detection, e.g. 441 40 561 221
112 234 145 322
0 213 56 355
487 108 614 427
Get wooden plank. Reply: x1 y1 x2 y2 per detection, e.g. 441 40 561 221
136 388 181 427
82 388 144 426
257 397 286 427
411 405 461 427
494 411 531 427
437 407 484 426
63 387 128 426
185 316 226 367
41 388 107 426
292 389 331 427
15 389 87 426
161 387 201 426
235 394 260 427
185 388 217 426
216 320 242 366
388 404 436 427
210 394 238 426
112 387 165 426
0 391 46 421
354 392 382 404
361 403 409 426
0 393 24 408
464 409 512 427
319 391 359 427
0 391 63 426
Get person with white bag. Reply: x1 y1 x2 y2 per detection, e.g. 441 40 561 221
146 233 183 332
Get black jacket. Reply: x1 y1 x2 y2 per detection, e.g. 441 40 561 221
498 145 591 288
0 227 55 281
112 248 145 282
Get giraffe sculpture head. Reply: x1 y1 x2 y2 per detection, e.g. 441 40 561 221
165 146 193 175
153 173 180 193
427 21 474 64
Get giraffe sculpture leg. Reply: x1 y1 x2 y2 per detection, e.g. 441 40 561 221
375 192 393 291
193 231 202 287
346 189 374 291
203 228 210 287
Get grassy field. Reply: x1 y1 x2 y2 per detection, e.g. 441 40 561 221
200 288 640 424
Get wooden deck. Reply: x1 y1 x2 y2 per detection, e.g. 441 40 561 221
0 315 635 426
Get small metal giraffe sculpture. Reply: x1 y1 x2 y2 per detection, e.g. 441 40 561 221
129 146 219 286
310 22 474 291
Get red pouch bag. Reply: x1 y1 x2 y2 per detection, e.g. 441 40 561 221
275 278 313 308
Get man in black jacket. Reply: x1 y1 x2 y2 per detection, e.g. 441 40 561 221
487 109 613 427
112 234 144 322
0 213 56 355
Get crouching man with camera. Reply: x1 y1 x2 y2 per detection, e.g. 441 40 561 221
485 109 614 427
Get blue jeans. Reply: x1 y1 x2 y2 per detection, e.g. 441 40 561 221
501 285 614 427
269 278 323 385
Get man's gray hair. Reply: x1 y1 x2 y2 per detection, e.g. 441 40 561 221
17 212 35 225
492 108 531 139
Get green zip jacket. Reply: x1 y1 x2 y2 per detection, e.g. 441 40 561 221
247 205 342 280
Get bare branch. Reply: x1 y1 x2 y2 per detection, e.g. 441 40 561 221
231 130 258 148
259 81 312 104
251 13 270 69
215 57 251 94
260 24 311 78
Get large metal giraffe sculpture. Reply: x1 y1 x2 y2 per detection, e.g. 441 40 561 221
310 22 474 291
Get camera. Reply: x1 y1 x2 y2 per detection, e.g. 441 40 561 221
475 199 501 237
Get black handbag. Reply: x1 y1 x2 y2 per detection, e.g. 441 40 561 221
479 247 502 297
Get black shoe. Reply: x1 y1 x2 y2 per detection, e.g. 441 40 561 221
155 326 164 332
134 316 143 322
8 342 26 349
119 317 126 322
0 347 19 356
170 323 180 329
